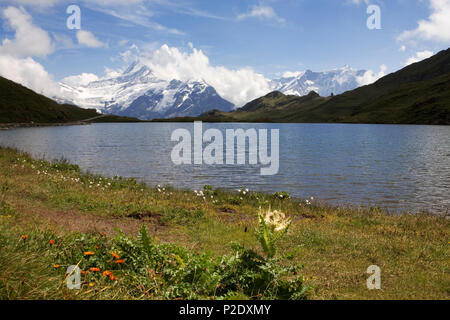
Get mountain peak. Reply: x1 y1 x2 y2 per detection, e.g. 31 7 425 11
265 91 285 99
271 66 364 97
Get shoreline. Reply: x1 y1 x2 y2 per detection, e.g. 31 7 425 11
0 121 92 130
0 146 448 299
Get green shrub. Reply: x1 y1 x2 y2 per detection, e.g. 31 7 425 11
48 225 309 300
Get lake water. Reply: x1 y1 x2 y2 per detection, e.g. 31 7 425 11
0 123 449 214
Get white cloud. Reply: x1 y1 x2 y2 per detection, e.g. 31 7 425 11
346 0 371 5
0 6 60 97
356 65 387 86
76 30 107 48
282 71 305 78
404 50 434 66
136 44 271 107
0 6 54 58
0 54 60 96
399 45 406 52
237 4 285 24
61 73 99 87
398 0 450 43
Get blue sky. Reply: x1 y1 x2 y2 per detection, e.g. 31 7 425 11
0 0 449 100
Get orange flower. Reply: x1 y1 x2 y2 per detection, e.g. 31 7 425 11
89 267 100 272
109 274 118 281
111 252 120 260
102 271 113 277
81 270 88 276
53 264 60 269
21 235 28 240
100 232 106 237
48 240 55 245
84 251 95 256
115 259 126 264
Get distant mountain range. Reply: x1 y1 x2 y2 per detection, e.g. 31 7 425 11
162 48 450 125
58 62 366 120
270 66 366 97
1 49 448 125
59 62 234 120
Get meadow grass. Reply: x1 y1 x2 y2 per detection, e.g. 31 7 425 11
0 146 448 300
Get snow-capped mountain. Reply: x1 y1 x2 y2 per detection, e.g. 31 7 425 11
271 66 366 97
58 63 367 119
59 61 234 120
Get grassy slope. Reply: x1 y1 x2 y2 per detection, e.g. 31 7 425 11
0 147 448 300
0 76 100 123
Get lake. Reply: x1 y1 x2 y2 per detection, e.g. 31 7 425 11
0 123 448 214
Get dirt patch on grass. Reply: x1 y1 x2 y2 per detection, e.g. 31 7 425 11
16 205 167 237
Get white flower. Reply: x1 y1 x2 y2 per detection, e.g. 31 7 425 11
263 209 291 232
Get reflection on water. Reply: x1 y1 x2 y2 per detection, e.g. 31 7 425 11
0 123 448 214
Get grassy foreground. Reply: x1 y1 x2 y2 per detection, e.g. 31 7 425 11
0 146 448 300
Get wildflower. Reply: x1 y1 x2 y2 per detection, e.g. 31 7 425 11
84 251 95 256
102 271 113 277
109 274 118 281
263 209 291 232
21 235 28 240
81 270 88 276
100 232 106 237
111 252 120 260
89 283 95 288
115 259 126 264
48 240 55 245
89 267 100 272
53 264 60 269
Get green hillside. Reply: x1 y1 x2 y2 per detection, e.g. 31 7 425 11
161 48 450 125
0 76 101 123
0 76 142 124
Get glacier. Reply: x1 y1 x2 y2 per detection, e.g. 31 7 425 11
58 62 366 120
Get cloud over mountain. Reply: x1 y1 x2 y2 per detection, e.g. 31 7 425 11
398 0 450 43
136 44 271 107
